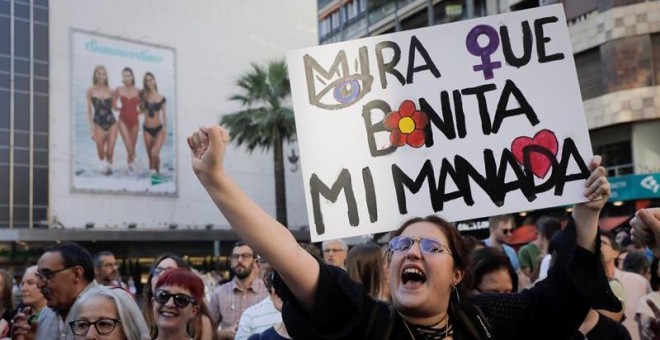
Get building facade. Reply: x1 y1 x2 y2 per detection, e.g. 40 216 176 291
0 0 49 230
1 0 317 276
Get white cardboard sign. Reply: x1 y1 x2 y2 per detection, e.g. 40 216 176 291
287 5 592 242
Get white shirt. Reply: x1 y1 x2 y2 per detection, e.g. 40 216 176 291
235 296 282 340
614 268 651 340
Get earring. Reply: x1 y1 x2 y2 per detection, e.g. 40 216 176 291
451 284 461 306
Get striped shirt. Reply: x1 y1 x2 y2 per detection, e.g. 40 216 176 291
208 278 268 329
235 297 282 340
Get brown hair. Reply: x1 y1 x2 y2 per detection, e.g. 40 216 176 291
347 243 386 300
488 214 515 231
122 67 135 86
0 269 13 312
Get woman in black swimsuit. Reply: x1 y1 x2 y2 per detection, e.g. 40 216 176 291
86 65 118 175
139 72 167 175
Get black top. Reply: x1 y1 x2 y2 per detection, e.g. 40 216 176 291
570 312 632 340
145 98 166 118
274 218 622 340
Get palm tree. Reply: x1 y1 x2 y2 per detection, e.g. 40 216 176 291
221 60 296 227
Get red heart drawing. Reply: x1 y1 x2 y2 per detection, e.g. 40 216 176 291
511 129 559 179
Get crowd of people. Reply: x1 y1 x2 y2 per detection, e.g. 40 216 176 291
0 124 659 339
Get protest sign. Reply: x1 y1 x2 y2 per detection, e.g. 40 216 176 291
287 5 592 242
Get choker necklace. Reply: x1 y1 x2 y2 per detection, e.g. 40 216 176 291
402 315 453 340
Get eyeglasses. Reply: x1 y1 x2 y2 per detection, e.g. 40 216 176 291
231 253 254 260
35 266 75 283
388 236 451 255
152 266 174 277
501 228 513 235
154 289 195 308
69 318 121 335
323 248 345 254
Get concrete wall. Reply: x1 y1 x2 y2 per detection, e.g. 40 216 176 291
49 1 317 230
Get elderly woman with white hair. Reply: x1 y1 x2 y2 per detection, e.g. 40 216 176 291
68 285 150 340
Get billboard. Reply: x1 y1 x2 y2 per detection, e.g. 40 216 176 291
70 29 177 196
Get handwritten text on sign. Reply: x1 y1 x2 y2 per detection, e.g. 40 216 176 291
287 5 592 242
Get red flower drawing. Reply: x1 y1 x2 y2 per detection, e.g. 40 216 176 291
384 100 429 148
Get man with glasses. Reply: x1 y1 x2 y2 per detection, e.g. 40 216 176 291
484 214 520 272
12 242 98 340
93 251 128 293
208 241 268 340
321 239 348 270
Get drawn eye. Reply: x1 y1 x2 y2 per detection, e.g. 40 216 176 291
314 74 372 110
333 77 361 104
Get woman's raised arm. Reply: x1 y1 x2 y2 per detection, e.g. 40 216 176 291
188 124 320 312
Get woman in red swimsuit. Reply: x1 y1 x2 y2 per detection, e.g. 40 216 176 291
139 72 167 175
112 67 141 172
86 65 118 175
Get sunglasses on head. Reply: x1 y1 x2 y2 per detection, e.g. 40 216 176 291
154 289 195 308
388 236 450 255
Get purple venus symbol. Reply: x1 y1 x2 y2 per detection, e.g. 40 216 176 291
466 25 502 80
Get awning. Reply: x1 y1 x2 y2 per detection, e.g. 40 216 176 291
599 216 632 232
508 225 537 246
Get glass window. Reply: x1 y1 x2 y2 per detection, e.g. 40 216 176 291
0 90 8 129
34 23 48 62
14 20 30 58
0 0 9 16
34 7 48 23
0 16 9 55
34 0 48 7
15 74 29 91
34 94 48 132
14 58 29 75
35 77 48 94
0 146 7 163
14 3 29 18
14 131 28 148
34 167 47 205
0 72 8 90
0 56 8 72
34 133 47 149
0 165 8 205
14 147 28 165
13 164 29 205
35 149 48 166
33 207 47 223
13 206 30 226
653 33 660 87
14 93 29 131
0 206 8 226
0 128 7 146
34 61 48 77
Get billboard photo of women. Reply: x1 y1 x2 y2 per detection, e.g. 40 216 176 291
71 30 177 196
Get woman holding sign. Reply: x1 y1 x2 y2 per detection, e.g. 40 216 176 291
188 124 621 340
